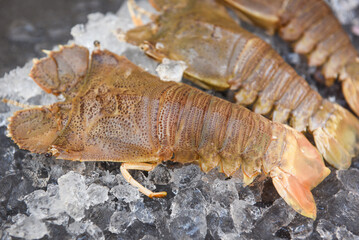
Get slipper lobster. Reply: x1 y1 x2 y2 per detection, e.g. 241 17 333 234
6 44 330 219
222 0 359 117
122 0 359 170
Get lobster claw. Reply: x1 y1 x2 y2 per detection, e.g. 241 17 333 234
341 60 359 117
268 125 330 219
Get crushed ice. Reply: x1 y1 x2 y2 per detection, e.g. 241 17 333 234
0 0 359 239
156 58 187 82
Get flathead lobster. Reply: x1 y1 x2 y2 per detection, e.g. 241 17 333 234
6 44 329 219
222 0 359 117
122 0 359 170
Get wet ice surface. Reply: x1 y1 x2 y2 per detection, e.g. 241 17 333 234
156 58 187 83
0 1 359 240
328 0 359 24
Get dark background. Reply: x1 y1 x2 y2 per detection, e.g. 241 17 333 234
0 0 124 77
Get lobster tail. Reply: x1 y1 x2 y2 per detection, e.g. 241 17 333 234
264 123 330 219
183 90 330 219
310 101 359 169
340 60 359 117
225 0 359 117
229 48 359 170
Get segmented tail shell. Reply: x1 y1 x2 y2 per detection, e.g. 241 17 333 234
226 0 359 116
228 32 359 169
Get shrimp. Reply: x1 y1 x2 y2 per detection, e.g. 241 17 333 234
121 0 359 170
6 44 330 219
222 0 359 117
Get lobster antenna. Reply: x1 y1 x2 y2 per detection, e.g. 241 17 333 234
127 0 157 26
2 98 36 109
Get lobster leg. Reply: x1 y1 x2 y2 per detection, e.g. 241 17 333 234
120 162 167 198
128 0 144 26
2 99 36 109
127 0 157 27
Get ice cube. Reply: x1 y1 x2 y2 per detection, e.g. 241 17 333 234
168 215 207 239
6 214 48 239
23 185 68 225
335 226 359 240
156 58 187 82
58 171 88 221
67 221 88 236
86 222 105 240
287 216 314 239
172 164 203 188
110 174 140 203
131 200 156 224
169 188 207 239
328 0 359 24
109 210 135 234
336 169 359 193
87 183 109 207
316 219 335 240
230 199 259 233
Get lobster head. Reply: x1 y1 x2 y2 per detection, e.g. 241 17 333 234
7 106 60 154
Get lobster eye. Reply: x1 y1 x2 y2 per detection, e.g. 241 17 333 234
45 152 52 158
